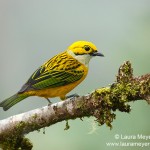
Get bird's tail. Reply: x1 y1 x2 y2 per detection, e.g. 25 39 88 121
0 93 29 111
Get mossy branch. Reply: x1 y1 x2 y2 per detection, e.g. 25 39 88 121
0 61 149 150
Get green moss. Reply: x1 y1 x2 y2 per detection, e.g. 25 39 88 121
140 78 150 96
93 90 116 129
88 61 140 128
31 113 38 119
64 120 70 130
0 115 40 149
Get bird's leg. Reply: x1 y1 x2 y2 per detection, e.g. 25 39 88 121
46 98 52 106
66 93 80 100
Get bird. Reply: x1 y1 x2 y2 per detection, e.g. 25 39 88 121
0 41 104 111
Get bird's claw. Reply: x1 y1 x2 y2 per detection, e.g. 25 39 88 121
66 93 80 100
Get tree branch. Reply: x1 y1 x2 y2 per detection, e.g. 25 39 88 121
0 61 150 150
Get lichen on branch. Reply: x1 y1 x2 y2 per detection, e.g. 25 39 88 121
0 61 149 150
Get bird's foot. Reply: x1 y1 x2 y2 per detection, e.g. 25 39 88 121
46 98 52 106
66 93 80 100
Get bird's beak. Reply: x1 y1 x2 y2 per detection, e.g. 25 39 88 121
90 51 104 57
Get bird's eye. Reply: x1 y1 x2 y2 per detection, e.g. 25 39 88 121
84 46 90 51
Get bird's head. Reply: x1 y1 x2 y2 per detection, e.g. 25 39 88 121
67 41 104 66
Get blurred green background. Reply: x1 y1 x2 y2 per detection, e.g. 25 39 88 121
0 0 150 150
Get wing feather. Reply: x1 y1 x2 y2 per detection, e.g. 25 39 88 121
19 65 84 92
19 52 85 93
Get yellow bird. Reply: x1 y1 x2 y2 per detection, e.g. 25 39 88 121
0 41 104 111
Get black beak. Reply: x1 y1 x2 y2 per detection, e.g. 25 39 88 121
90 52 104 57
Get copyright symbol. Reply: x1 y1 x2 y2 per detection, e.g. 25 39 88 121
115 134 119 139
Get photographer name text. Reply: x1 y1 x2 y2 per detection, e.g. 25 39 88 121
115 134 150 140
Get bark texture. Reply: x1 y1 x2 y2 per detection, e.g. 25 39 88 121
0 61 149 150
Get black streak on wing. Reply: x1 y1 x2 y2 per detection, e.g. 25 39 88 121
18 66 46 93
18 58 84 93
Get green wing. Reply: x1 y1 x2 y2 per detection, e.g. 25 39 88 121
19 65 84 92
